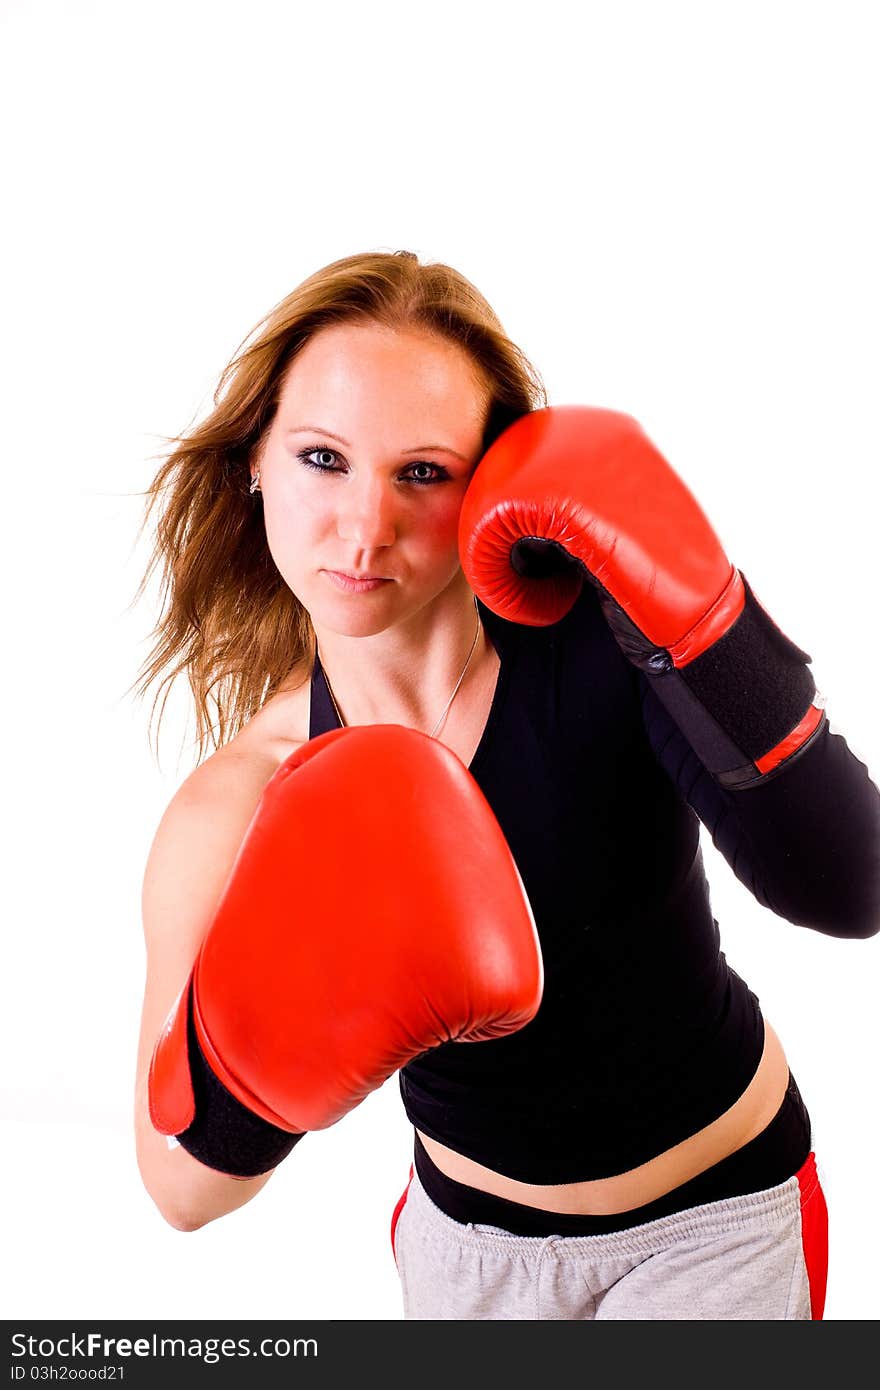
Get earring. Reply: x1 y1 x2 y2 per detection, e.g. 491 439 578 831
249 469 261 495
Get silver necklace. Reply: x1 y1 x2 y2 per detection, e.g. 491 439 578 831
319 596 482 740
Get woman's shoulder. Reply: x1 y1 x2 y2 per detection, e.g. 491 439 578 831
177 667 313 813
222 670 313 782
141 669 315 954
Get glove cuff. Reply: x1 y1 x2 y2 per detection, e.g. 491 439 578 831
173 983 305 1179
638 573 826 788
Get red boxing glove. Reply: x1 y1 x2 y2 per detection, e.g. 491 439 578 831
459 405 825 789
149 724 543 1177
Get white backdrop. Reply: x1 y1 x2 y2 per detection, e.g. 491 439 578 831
2 0 877 1322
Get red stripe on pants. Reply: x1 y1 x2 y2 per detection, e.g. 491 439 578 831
796 1152 829 1319
390 1163 414 1265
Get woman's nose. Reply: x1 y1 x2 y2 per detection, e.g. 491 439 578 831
335 475 398 548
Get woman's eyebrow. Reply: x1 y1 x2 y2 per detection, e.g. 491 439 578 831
285 426 469 463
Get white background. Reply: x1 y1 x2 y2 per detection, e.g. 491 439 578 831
2 0 877 1322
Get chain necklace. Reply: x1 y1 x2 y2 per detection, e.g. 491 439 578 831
318 596 482 740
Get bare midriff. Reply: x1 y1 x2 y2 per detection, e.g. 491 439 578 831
416 1019 791 1215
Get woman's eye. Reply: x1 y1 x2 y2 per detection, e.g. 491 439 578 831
298 447 341 472
408 461 445 484
296 447 448 485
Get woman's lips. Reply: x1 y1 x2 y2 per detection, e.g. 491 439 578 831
323 569 394 593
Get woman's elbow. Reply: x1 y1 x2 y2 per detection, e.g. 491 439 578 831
136 1127 277 1232
140 1170 240 1233
163 1204 216 1234
138 1160 214 1233
808 914 880 941
823 877 880 938
780 887 880 940
836 907 880 940
157 1201 208 1234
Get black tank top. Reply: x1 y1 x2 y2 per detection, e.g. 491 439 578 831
309 583 880 1182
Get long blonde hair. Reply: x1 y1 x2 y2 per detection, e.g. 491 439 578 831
131 250 547 764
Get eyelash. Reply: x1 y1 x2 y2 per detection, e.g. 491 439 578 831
295 445 450 486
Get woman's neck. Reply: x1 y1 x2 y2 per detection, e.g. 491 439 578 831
311 581 486 734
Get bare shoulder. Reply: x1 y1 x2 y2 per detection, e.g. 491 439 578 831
141 675 311 951
181 665 313 808
226 662 313 776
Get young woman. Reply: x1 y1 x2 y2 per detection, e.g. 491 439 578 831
133 249 879 1320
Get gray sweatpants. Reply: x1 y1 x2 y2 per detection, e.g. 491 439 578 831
390 1151 828 1320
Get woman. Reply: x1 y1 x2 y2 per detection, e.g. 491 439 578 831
133 249 879 1319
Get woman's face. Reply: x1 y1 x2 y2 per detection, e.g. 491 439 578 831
255 321 491 636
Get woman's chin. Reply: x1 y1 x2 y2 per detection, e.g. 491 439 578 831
304 588 405 639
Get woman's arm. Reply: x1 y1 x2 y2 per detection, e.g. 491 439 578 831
638 671 880 939
138 724 545 1227
134 748 288 1231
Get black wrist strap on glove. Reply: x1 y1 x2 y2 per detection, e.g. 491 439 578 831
173 985 305 1179
598 571 826 789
